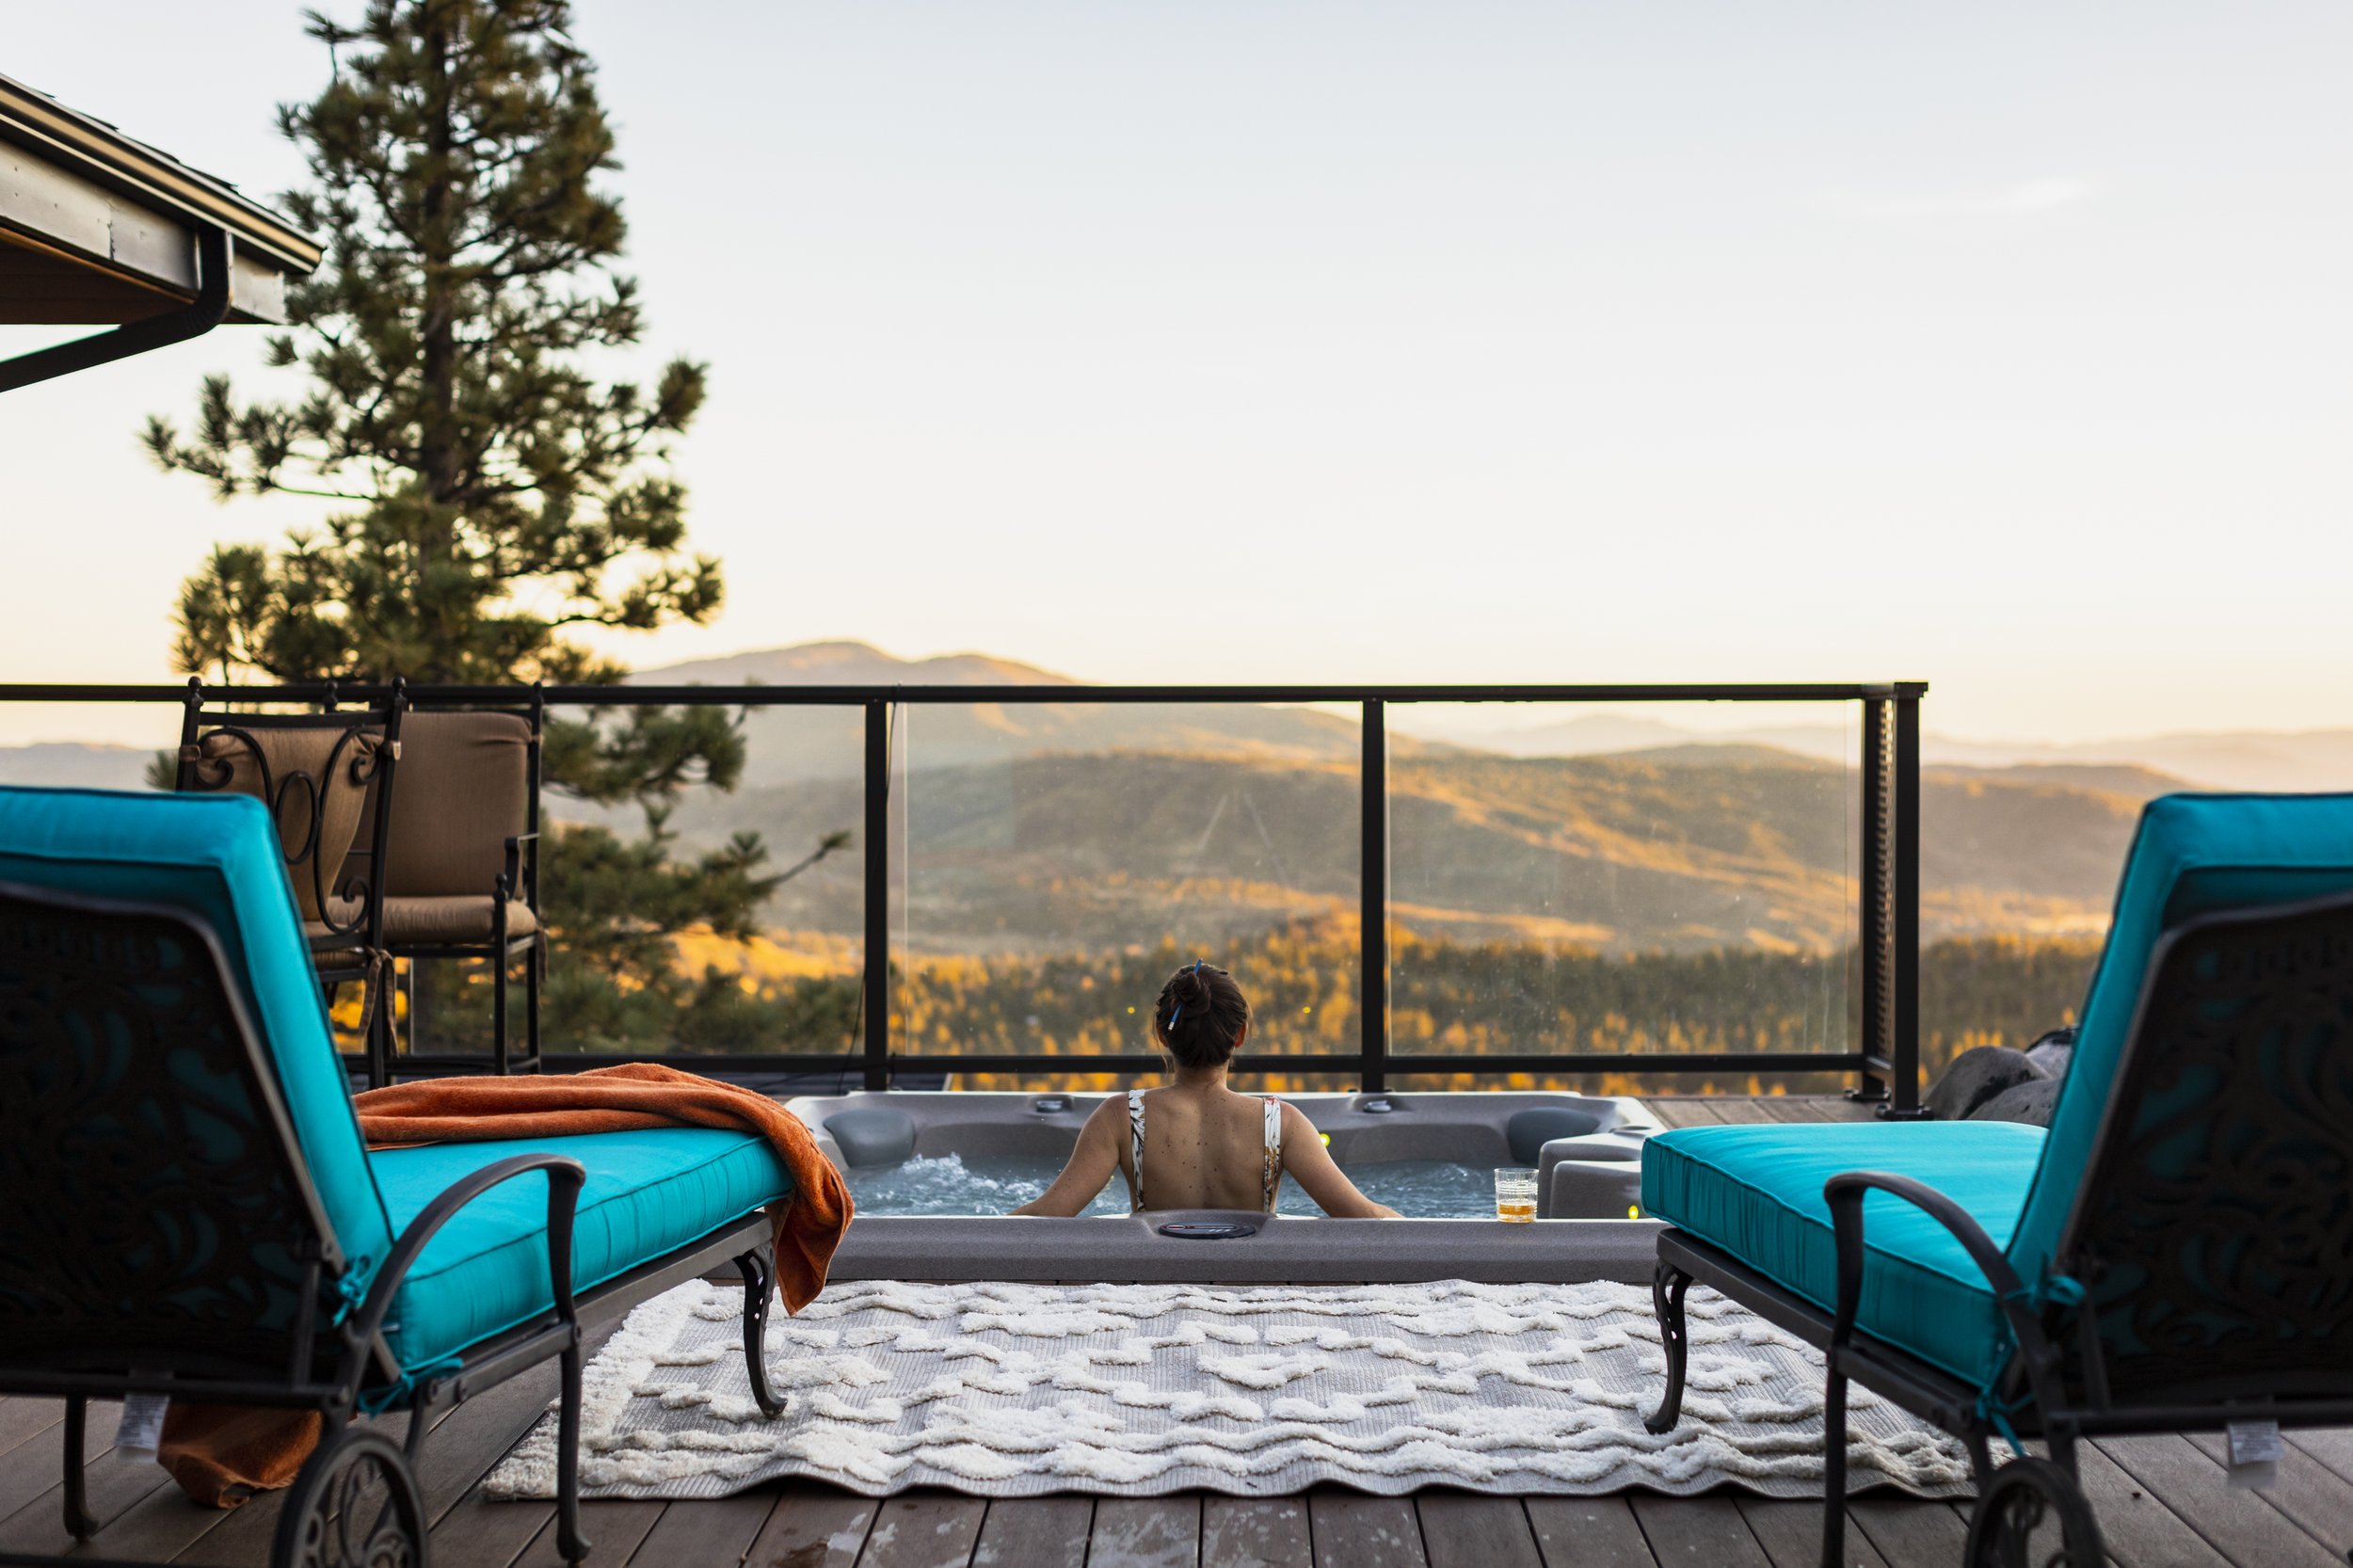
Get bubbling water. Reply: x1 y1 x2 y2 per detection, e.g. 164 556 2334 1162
840 1153 1502 1219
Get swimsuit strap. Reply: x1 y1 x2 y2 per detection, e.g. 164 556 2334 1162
1128 1088 1147 1209
1262 1096 1284 1212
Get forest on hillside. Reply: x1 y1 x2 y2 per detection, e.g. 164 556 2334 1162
495 916 2100 1094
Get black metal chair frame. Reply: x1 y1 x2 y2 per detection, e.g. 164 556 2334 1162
0 882 786 1568
386 689 547 1081
175 680 408 1085
1644 888 2353 1568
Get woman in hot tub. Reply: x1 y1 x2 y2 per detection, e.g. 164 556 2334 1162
1012 961 1400 1219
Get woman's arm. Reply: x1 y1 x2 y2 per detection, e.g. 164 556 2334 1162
1276 1104 1401 1218
1010 1096 1126 1216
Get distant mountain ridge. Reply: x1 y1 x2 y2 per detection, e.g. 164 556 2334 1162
1397 707 2353 793
628 640 1401 779
637 642 2353 792
0 640 2337 953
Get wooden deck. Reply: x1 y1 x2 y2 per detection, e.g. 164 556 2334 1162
7 1097 2351 1568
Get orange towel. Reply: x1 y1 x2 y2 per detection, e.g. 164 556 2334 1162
158 1064 852 1506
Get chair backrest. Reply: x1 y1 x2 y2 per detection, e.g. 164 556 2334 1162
2008 793 2353 1292
178 702 399 930
374 709 536 899
0 879 347 1383
0 790 393 1308
2054 888 2353 1407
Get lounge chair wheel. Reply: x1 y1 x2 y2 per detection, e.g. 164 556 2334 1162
1964 1456 2104 1568
271 1423 431 1568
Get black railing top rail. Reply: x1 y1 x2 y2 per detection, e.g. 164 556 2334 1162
0 680 1929 706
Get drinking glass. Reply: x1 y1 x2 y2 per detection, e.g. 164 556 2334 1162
1494 1167 1538 1223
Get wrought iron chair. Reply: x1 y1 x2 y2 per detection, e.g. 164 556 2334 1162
175 680 407 1083
1640 792 2353 1568
0 787 792 1568
360 696 547 1080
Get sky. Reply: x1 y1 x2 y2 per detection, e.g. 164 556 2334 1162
4 2 2349 749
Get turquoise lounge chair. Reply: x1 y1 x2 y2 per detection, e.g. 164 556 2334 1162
0 788 797 1568
1641 792 2353 1568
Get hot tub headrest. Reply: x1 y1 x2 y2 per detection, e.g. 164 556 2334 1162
825 1107 918 1167
1506 1106 1605 1164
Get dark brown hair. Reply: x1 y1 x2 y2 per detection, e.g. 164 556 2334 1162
1152 960 1251 1071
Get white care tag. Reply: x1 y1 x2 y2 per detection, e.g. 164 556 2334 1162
115 1394 169 1458
2226 1419 2281 1489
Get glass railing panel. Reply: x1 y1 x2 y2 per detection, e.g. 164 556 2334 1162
1383 700 1859 1095
510 697 869 1063
896 700 1361 1090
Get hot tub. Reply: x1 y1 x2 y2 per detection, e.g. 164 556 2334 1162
788 1090 1666 1285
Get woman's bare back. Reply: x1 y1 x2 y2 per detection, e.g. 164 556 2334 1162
1121 1085 1279 1211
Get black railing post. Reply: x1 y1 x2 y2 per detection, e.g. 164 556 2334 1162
1360 700 1388 1095
1890 687 1925 1116
863 701 891 1092
1853 696 1891 1103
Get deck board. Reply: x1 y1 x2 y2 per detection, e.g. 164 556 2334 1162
1846 1494 1968 1566
1523 1496 1657 1568
1201 1496 1314 1567
745 1486 878 1568
0 1400 62 1462
2071 1438 2231 1568
854 1489 986 1568
517 1499 663 1568
1087 1496 1201 1567
1417 1492 1543 1568
1732 1496 1892 1568
630 1488 778 1568
2096 1434 2346 1568
0 1399 112 1527
969 1495 1088 1568
1627 1493 1769 1567
2186 1430 2353 1562
1308 1489 1428 1568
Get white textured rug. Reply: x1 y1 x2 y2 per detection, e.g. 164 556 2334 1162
485 1279 1974 1500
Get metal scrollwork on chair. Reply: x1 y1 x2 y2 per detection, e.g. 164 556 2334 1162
175 680 408 1081
272 1426 429 1568
1965 1454 2105 1568
2058 893 2353 1408
0 887 337 1379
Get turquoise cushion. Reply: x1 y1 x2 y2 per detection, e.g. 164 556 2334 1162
2009 792 2353 1288
369 1128 792 1369
1642 1121 2046 1385
0 787 393 1280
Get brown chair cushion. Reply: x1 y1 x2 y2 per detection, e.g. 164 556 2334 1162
193 725 381 923
371 894 539 946
375 711 535 899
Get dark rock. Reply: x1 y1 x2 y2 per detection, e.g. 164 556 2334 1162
1925 1045 2048 1122
1971 1076 2061 1128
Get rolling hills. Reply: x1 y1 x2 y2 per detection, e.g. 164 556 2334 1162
0 640 2253 955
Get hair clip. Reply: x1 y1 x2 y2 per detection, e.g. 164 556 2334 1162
1170 959 1209 1031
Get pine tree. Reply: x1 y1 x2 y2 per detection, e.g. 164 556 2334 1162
145 0 842 1050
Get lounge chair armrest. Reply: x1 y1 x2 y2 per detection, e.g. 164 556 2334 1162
342 1153 586 1385
1822 1170 2062 1394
